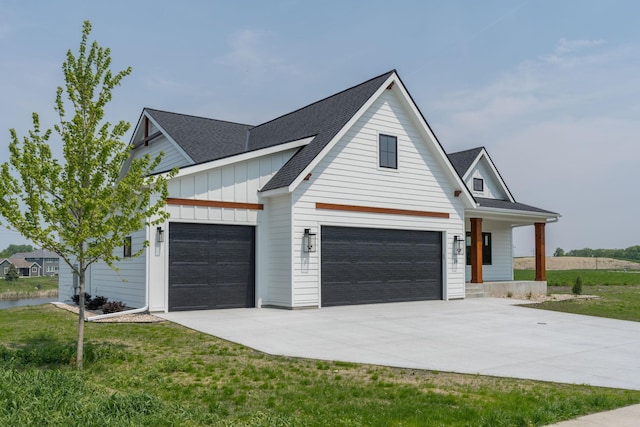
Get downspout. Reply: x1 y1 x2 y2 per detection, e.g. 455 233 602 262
87 226 151 322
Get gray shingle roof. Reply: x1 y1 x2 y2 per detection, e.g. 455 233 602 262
255 70 395 191
475 197 558 215
145 109 253 165
14 249 59 259
448 147 483 177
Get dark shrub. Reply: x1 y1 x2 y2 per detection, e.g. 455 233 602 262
572 276 583 296
5 265 19 281
71 292 91 306
87 295 108 310
102 301 126 314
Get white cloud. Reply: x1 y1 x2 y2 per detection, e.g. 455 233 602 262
555 38 605 54
431 39 640 253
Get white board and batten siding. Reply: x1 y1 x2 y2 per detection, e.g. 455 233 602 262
145 149 297 312
465 220 513 282
165 149 296 224
291 89 467 307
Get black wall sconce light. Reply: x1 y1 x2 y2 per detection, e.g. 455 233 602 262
454 235 463 254
303 228 317 253
156 226 165 243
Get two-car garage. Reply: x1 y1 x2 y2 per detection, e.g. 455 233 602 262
320 226 443 307
167 223 443 311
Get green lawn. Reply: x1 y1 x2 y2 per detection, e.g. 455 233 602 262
1 305 640 426
525 285 640 322
514 269 640 286
0 276 58 298
515 269 640 322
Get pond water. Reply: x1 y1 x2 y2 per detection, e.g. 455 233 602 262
0 297 58 310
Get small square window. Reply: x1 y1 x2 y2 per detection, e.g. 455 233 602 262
124 236 132 258
473 178 484 192
379 134 397 169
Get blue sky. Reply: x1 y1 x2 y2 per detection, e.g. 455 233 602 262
1 0 638 256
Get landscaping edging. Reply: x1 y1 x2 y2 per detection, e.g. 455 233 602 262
52 302 165 323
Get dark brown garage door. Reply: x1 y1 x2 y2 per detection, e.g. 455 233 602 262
168 223 255 311
321 226 442 307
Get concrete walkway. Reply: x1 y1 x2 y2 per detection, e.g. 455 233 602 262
545 403 640 426
158 298 640 391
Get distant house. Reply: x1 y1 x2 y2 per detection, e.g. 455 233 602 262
1 257 40 277
59 69 559 311
8 249 59 277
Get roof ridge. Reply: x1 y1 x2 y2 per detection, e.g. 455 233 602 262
144 108 254 128
250 69 396 131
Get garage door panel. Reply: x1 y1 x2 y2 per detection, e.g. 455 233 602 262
321 226 442 307
169 223 255 311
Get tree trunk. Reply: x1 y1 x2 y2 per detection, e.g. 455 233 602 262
77 269 85 369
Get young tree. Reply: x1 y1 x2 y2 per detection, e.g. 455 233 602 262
0 21 173 368
5 264 19 281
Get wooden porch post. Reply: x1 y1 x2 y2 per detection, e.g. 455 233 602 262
470 218 483 283
535 222 546 281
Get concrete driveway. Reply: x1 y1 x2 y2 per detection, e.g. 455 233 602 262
158 298 640 390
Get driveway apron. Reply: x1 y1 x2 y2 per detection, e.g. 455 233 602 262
158 298 640 390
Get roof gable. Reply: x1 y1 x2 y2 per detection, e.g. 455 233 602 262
258 70 396 192
448 147 484 178
144 109 253 165
448 146 514 203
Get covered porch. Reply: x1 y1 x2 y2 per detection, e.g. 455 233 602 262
463 199 560 299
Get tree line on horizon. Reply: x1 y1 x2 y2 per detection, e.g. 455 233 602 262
553 246 640 262
0 244 34 259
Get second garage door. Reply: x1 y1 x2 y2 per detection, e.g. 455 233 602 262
168 223 255 311
321 226 442 307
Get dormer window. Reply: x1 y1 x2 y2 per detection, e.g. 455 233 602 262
379 134 397 169
473 178 484 192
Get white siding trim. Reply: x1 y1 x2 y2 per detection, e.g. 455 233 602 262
169 136 314 180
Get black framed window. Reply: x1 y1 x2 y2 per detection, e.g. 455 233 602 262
124 236 132 258
473 178 484 192
379 134 397 169
466 232 492 265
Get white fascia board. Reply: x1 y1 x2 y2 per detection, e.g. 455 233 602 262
286 74 398 194
169 136 314 180
143 112 195 164
467 207 560 224
259 186 290 198
392 77 477 209
464 148 515 203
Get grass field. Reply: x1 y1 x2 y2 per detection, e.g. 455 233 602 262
515 269 640 321
514 269 640 286
1 305 640 426
0 276 58 299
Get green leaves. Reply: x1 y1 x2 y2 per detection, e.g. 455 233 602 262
0 19 170 368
